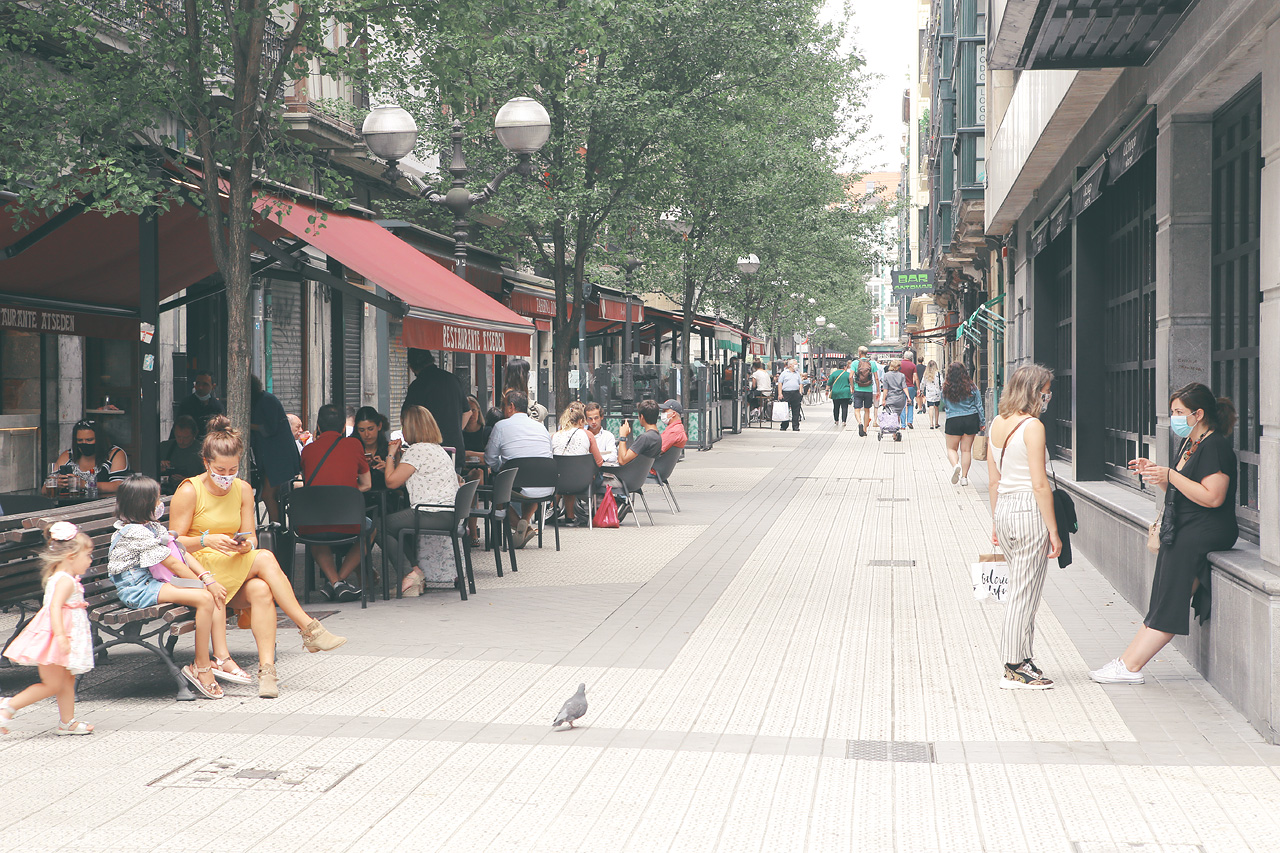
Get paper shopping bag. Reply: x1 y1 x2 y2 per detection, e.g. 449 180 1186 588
971 553 1009 602
971 435 988 461
771 400 791 422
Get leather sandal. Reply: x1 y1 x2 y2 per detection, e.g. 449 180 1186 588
181 664 224 699
55 718 94 735
211 656 253 685
258 663 279 699
300 618 347 653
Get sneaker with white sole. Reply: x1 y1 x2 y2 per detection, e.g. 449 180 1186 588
959 477 969 486
951 463 962 484
1089 657 1144 684
999 661 1054 690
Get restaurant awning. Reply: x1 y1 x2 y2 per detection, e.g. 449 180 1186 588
256 193 533 356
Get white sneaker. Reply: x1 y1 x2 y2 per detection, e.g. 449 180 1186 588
1090 658 1144 684
950 463 962 484
959 477 969 486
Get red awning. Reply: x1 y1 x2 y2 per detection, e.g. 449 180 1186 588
510 290 558 318
256 193 532 356
595 294 643 323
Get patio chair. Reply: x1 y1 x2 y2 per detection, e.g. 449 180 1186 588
646 446 682 513
554 454 599 529
289 485 372 609
609 453 657 526
396 479 481 602
502 457 561 551
472 466 520 577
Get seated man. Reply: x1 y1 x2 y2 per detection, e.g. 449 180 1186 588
658 399 688 453
159 415 207 490
484 390 555 548
299 404 371 602
612 400 663 520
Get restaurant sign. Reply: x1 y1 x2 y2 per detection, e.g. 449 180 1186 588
891 269 934 297
509 291 557 317
0 304 138 340
402 317 532 357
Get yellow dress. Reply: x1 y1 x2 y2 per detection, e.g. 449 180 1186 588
184 476 258 599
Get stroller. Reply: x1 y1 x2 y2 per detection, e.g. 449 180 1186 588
877 405 902 442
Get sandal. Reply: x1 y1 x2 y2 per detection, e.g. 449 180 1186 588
181 664 224 699
1 698 14 734
55 718 94 735
211 656 253 685
401 567 425 597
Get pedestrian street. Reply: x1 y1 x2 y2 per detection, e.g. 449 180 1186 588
3 403 1280 853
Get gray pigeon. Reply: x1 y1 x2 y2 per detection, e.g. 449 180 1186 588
552 683 588 728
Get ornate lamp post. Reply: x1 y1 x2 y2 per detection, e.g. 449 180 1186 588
362 97 551 275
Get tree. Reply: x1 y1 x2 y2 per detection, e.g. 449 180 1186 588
0 0 359 451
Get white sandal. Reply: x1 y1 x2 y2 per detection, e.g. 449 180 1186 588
1 698 14 734
211 656 253 685
55 718 94 735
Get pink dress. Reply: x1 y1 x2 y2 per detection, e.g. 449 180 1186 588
3 573 95 675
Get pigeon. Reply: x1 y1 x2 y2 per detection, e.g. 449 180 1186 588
552 683 588 729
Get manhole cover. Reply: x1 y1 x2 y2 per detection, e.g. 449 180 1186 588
845 740 934 763
867 560 916 567
150 758 361 793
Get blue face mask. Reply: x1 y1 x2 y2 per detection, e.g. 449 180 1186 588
1170 415 1193 438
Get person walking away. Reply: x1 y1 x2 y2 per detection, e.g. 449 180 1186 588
942 362 985 485
502 358 549 424
776 359 803 431
829 359 853 426
878 360 908 442
403 349 471 461
851 346 881 437
987 364 1062 689
749 361 772 420
1090 383 1239 685
249 375 300 523
2 522 97 735
300 405 373 602
920 361 943 429
899 350 918 429
658 400 688 451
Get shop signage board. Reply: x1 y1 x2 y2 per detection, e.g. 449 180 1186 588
509 291 557 317
891 269 934 298
1048 195 1072 241
1028 223 1049 257
1107 106 1156 184
402 317 532 357
596 295 643 323
0 303 138 340
1072 157 1108 216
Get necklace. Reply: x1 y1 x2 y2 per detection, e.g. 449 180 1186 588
1181 430 1212 465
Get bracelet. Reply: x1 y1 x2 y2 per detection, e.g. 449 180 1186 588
200 530 208 548
203 580 216 587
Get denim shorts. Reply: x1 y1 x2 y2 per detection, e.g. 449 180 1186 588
110 567 165 609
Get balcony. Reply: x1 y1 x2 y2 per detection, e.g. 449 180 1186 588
989 0 1197 70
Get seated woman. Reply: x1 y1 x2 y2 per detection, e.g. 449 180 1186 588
382 406 461 596
49 420 129 494
168 416 346 699
550 402 601 526
354 406 390 491
461 396 490 545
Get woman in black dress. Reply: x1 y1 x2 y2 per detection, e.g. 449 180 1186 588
1090 383 1238 684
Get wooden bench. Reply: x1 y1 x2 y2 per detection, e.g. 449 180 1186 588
0 499 200 701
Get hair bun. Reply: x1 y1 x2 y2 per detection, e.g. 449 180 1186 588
206 415 234 434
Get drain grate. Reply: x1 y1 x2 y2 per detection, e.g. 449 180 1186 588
845 740 934 763
150 758 361 793
1075 840 1203 845
867 560 916 567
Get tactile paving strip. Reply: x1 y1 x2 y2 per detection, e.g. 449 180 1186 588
844 740 935 763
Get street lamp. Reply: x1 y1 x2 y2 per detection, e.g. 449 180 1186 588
736 254 760 275
362 97 551 271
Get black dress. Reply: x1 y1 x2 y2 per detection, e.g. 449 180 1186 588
1145 432 1238 635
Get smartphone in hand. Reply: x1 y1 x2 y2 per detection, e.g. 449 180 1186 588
232 531 254 542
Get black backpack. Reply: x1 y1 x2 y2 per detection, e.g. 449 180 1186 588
855 358 873 386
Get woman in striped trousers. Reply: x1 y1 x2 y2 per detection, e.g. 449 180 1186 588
986 364 1062 689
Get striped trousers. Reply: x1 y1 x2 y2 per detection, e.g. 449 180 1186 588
994 491 1050 664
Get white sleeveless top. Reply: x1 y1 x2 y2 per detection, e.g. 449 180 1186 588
994 418 1036 494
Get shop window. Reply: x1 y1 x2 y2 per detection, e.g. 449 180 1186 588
1211 80 1262 533
1100 156 1156 486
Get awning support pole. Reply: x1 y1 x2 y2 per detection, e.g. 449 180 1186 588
138 208 161 479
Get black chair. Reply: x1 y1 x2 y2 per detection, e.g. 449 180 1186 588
397 479 481 601
472 467 519 577
288 485 372 609
554 455 599 529
502 456 560 551
646 446 682 513
610 453 657 526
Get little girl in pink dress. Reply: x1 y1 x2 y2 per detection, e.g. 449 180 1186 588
2 521 96 735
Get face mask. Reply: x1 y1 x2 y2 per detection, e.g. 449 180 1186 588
152 502 165 521
1170 415 1193 438
195 392 211 402
75 442 96 457
1040 392 1052 414
209 471 237 490
660 412 670 425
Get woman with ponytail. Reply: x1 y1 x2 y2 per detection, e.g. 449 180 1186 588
1090 383 1239 685
168 416 346 699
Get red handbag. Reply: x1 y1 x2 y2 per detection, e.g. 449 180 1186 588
593 486 620 528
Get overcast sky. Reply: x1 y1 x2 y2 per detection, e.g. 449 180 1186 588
820 0 917 173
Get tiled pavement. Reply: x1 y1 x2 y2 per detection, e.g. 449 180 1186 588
4 406 1280 852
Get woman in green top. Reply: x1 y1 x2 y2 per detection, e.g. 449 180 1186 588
829 359 854 426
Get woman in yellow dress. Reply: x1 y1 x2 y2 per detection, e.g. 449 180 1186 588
169 416 345 698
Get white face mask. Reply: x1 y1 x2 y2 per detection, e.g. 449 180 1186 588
152 502 165 521
209 471 237 490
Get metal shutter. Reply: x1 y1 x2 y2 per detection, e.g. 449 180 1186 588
267 281 304 419
342 297 362 413
387 319 408 432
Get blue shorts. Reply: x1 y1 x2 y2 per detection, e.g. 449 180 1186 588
110 567 165 609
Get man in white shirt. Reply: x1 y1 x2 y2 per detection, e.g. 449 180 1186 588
750 361 772 419
776 359 803 431
485 390 555 547
584 402 617 464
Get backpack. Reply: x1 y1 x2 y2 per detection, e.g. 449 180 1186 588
855 358 873 386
